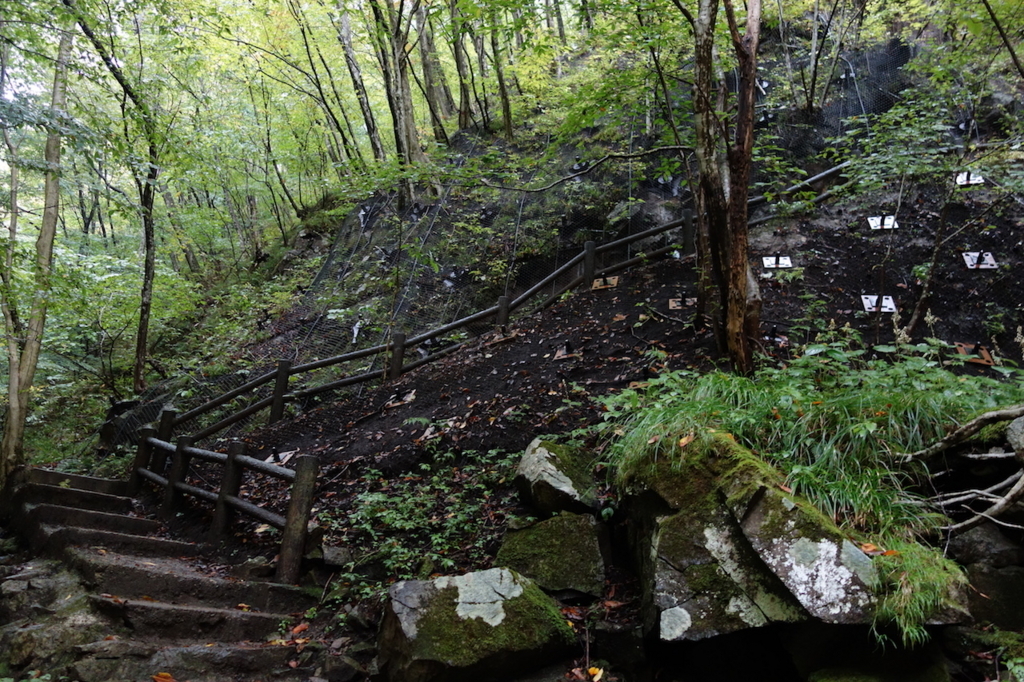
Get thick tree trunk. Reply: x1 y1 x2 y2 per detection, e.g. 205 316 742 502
417 7 455 118
690 0 762 374
0 33 70 489
368 0 426 206
490 13 514 142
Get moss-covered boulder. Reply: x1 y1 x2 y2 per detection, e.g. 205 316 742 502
627 462 808 641
703 436 878 623
625 434 888 639
495 513 606 598
378 568 576 682
515 438 598 516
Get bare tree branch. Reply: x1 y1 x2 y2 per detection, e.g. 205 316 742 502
902 404 1024 462
944 467 1024 534
478 146 694 193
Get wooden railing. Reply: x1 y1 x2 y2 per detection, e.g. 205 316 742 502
128 211 692 583
164 211 694 445
129 413 319 584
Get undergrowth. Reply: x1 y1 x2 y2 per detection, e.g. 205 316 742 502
317 447 520 601
593 324 1024 644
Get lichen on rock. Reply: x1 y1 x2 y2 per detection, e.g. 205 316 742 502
379 568 576 682
514 438 598 516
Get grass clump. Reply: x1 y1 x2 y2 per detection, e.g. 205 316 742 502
593 327 1024 643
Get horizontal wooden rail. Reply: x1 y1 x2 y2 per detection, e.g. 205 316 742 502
223 494 286 528
163 213 692 442
131 423 318 583
235 454 296 483
174 369 278 426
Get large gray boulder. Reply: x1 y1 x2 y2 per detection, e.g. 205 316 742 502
515 438 597 516
378 568 576 682
629 463 808 641
496 513 606 598
626 435 888 640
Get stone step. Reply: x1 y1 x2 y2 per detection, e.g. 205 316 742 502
88 594 289 641
66 547 317 615
31 524 200 558
25 469 128 496
23 504 161 537
12 482 135 515
70 638 313 682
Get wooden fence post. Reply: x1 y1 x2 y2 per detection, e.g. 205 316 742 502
388 333 406 381
583 240 596 287
681 209 694 254
269 359 292 424
496 295 509 329
210 441 246 542
276 455 320 583
151 407 177 474
162 435 193 520
128 426 156 496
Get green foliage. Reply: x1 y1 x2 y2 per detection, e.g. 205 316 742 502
591 329 1024 642
871 540 967 647
317 447 520 598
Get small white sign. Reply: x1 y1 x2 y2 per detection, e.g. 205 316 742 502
861 295 896 313
962 252 998 269
955 171 985 186
762 256 793 268
868 216 898 230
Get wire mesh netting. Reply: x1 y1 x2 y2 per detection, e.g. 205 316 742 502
106 37 949 456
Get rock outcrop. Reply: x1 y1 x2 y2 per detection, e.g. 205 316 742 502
514 438 598 516
626 434 880 641
378 568 575 682
496 512 606 598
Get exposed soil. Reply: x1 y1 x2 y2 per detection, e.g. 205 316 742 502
159 181 1022 680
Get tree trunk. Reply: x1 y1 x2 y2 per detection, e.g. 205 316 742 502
417 6 455 118
335 5 387 160
689 0 762 374
490 12 514 142
368 0 427 206
0 32 70 490
449 0 475 129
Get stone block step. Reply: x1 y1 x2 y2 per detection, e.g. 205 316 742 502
12 482 134 515
32 524 200 558
70 638 312 682
66 547 317 615
23 504 161 537
89 594 288 641
25 469 128 496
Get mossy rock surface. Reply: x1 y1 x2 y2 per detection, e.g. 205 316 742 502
515 438 598 516
496 513 605 597
379 568 576 682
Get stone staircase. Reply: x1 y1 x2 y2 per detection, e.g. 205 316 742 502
1 468 320 682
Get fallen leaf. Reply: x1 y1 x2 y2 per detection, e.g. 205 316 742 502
678 433 695 449
590 667 605 681
647 435 660 444
612 314 627 322
777 483 793 493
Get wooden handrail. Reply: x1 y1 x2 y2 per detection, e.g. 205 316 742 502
167 213 690 439
132 430 317 584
